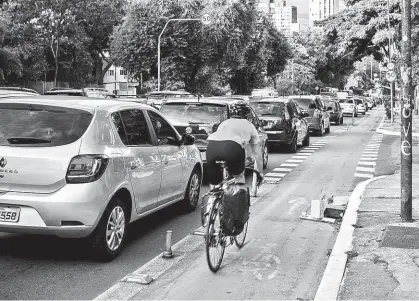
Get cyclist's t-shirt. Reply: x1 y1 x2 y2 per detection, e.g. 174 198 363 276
207 118 260 148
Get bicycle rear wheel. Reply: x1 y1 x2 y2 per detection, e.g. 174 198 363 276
205 198 225 272
234 219 248 249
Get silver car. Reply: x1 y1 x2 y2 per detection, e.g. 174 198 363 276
0 96 203 261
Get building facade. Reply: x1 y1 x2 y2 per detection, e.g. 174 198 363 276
309 0 340 27
257 0 300 38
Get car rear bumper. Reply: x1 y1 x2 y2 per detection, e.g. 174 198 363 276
0 180 110 238
306 118 321 131
266 131 293 144
329 113 340 121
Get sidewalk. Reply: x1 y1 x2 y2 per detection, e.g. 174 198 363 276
338 142 419 299
377 109 419 138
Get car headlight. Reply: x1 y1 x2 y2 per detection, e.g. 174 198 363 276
263 121 276 130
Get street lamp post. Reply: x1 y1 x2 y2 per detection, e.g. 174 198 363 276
157 18 201 91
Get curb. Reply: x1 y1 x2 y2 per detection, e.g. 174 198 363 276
376 115 419 137
93 182 277 300
314 175 387 301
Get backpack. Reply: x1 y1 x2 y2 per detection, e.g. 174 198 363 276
220 183 250 236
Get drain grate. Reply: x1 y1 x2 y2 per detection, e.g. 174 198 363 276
380 225 419 249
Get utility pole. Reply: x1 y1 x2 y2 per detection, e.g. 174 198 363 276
400 0 413 222
387 0 394 125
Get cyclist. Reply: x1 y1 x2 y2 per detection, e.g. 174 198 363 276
206 107 264 187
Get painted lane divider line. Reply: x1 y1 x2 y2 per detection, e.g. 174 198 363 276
358 161 376 166
273 168 293 172
354 173 374 179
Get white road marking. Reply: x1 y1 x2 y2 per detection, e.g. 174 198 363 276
281 163 298 167
365 147 380 150
354 173 374 179
300 149 316 152
358 161 376 166
287 159 304 163
264 177 281 183
273 168 293 172
362 153 378 157
292 155 310 159
265 173 287 178
356 166 375 173
306 147 321 150
360 157 377 161
363 151 379 154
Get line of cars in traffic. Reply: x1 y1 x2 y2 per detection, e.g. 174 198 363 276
0 87 377 261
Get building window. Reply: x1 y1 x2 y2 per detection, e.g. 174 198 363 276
120 69 128 76
108 70 114 76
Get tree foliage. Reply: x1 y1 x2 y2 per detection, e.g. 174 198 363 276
111 0 291 94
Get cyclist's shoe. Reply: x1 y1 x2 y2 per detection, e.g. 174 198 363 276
256 173 264 187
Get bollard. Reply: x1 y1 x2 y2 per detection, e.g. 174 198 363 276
352 109 355 126
162 230 173 259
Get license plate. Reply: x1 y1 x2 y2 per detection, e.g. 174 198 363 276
0 206 20 223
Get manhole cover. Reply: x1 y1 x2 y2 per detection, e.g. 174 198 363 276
380 225 419 249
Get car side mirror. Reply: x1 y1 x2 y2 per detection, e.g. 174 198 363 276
302 112 310 118
327 106 333 111
181 133 195 146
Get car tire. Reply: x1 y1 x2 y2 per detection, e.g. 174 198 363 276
354 112 358 117
340 117 343 125
288 135 298 153
262 143 268 169
302 133 310 147
182 168 201 212
89 197 128 262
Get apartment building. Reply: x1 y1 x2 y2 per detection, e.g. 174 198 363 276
309 0 340 27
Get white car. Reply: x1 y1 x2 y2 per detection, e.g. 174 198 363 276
356 98 366 115
339 98 358 117
0 96 203 261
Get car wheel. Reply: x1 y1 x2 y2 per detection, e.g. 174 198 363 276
355 112 358 117
182 168 201 212
340 116 344 125
302 132 310 147
89 197 128 262
262 143 268 169
288 135 298 153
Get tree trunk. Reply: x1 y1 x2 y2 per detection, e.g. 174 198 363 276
95 52 103 85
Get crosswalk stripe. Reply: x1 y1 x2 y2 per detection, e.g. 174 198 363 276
354 173 374 179
264 177 281 183
356 166 375 172
287 159 304 163
365 147 380 150
281 163 298 167
358 161 376 166
300 150 315 153
265 172 287 178
274 168 293 172
363 151 379 154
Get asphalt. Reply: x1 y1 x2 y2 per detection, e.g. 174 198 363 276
0 109 383 300
95 108 386 300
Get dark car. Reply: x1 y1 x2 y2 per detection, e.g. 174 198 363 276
249 98 310 153
321 96 344 125
160 98 269 170
288 95 331 136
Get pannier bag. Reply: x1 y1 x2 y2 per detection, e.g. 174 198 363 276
220 183 250 236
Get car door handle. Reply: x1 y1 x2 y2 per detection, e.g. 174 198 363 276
162 160 169 165
130 162 139 170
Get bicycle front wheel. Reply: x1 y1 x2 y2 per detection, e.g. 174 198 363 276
205 198 225 272
234 219 248 249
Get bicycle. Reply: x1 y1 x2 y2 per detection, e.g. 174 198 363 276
201 161 263 272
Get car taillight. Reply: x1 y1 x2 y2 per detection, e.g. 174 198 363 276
66 155 109 184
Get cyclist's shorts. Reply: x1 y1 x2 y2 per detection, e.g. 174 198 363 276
206 140 245 185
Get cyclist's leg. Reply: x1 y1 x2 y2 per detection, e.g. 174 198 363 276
224 141 246 183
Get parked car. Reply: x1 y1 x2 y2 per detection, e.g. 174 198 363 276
0 87 39 98
248 98 310 153
45 88 85 96
288 95 331 136
355 98 367 115
0 96 202 261
83 87 116 98
160 98 269 169
322 97 344 125
145 90 196 109
339 98 358 117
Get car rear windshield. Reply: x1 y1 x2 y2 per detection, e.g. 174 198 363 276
160 103 227 125
339 99 354 104
249 102 285 116
0 103 93 147
290 98 312 109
